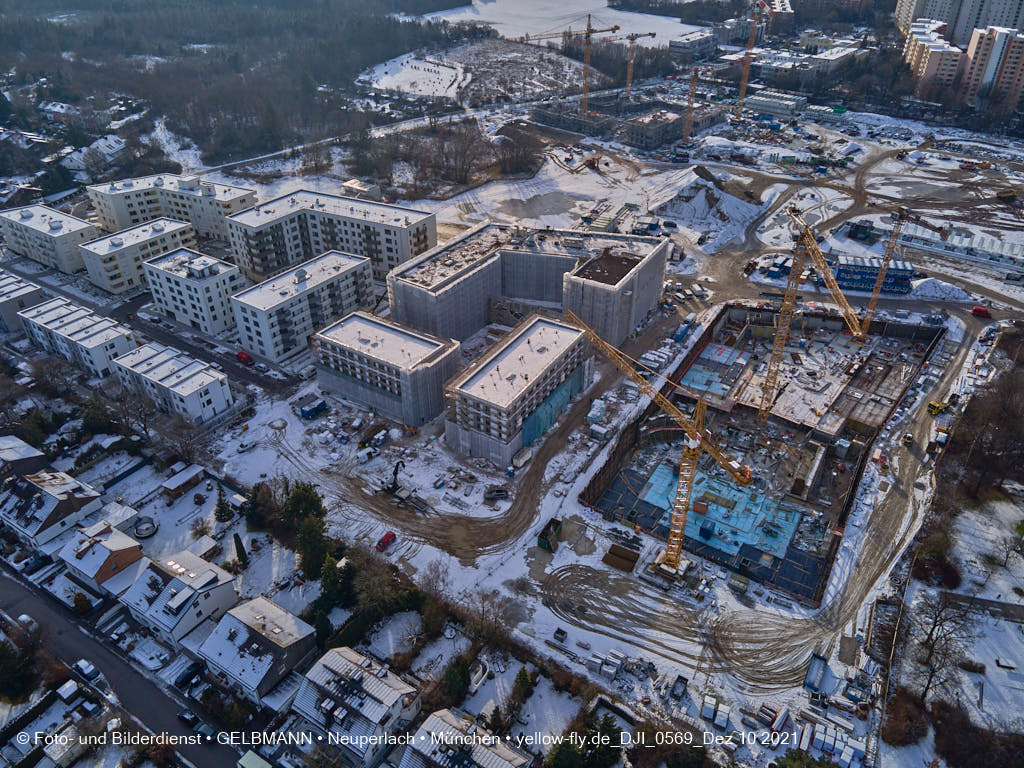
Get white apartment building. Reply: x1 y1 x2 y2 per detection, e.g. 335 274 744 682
0 205 98 273
18 297 136 377
314 311 462 427
445 315 591 467
87 174 256 239
231 251 373 363
226 190 436 280
143 248 244 334
0 271 45 333
113 342 235 425
80 218 195 295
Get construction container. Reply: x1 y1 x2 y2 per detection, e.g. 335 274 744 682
701 696 717 721
538 518 563 552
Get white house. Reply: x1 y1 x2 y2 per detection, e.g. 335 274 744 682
119 550 237 647
399 709 532 768
0 470 102 548
57 520 143 594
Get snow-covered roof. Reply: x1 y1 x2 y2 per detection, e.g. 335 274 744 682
0 271 41 305
80 218 191 254
0 435 44 465
451 315 584 409
400 709 531 768
113 342 226 398
58 521 140 580
88 174 254 202
232 251 369 312
0 204 94 235
292 646 417 756
228 189 431 229
316 310 455 371
0 470 100 539
198 597 313 693
120 550 234 634
391 222 661 293
144 248 238 283
18 297 134 350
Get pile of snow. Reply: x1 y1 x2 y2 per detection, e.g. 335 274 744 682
911 277 972 302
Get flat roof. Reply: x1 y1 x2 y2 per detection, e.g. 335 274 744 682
81 218 191 254
392 223 662 293
18 296 132 349
0 204 94 235
0 271 41 303
88 174 254 202
232 251 368 311
573 252 643 285
229 597 313 648
144 248 237 282
113 342 226 397
227 189 432 229
317 310 452 370
454 315 583 408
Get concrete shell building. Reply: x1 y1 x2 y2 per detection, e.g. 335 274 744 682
87 174 256 239
226 190 436 280
0 205 98 273
444 314 591 466
231 251 373 363
388 223 670 346
314 311 461 427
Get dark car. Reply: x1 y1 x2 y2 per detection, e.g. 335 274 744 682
173 661 204 689
177 709 199 726
194 722 217 739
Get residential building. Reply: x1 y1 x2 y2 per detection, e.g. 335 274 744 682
62 135 127 174
624 108 685 150
340 179 382 200
226 190 436 280
120 550 237 646
0 205 98 273
958 25 1024 112
896 0 1024 42
0 470 102 548
57 520 142 594
444 315 591 467
903 20 963 96
112 342 235 425
314 311 462 427
231 251 373 363
291 646 420 768
669 29 717 62
198 597 316 707
0 271 45 333
388 224 670 345
143 248 244 334
19 297 136 377
398 709 531 768
87 174 257 239
80 218 195 294
763 0 795 32
0 436 47 482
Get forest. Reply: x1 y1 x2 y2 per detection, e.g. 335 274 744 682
0 0 488 162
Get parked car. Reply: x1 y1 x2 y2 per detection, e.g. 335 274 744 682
236 351 254 366
376 531 397 551
177 709 199 727
299 364 317 380
193 722 217 739
16 614 38 634
255 362 269 373
74 659 100 681
174 661 204 688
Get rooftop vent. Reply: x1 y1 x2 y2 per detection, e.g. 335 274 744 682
152 222 165 233
19 209 33 220
49 219 63 232
153 177 164 187
294 268 308 283
110 236 124 248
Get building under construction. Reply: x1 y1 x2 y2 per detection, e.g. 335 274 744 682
580 301 950 605
532 96 725 149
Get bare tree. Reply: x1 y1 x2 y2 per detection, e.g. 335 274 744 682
913 591 978 703
164 416 203 463
998 535 1021 568
29 356 78 397
420 558 450 600
114 384 157 437
82 146 107 179
0 374 24 425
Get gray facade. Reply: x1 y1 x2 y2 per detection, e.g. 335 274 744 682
388 224 669 346
314 311 461 427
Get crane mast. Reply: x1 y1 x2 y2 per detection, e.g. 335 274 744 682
734 10 759 118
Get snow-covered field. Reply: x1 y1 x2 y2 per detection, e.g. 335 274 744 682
365 52 466 99
421 0 698 45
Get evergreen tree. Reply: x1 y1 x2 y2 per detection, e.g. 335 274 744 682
234 533 248 568
314 609 332 648
487 703 503 734
214 486 232 522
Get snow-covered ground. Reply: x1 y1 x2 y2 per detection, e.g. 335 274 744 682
510 676 581 755
143 117 204 172
420 0 698 45
411 624 473 681
363 51 467 99
362 610 423 660
950 497 1024 602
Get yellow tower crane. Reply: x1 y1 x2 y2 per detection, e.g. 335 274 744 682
682 69 699 143
565 311 753 576
600 31 657 99
734 9 760 118
518 16 620 115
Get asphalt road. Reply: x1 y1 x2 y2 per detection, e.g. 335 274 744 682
0 572 239 768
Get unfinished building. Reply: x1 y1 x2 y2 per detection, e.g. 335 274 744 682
387 223 670 346
581 302 947 605
444 314 591 467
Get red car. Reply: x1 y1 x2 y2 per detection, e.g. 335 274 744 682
236 351 254 365
376 531 397 552
971 306 992 318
